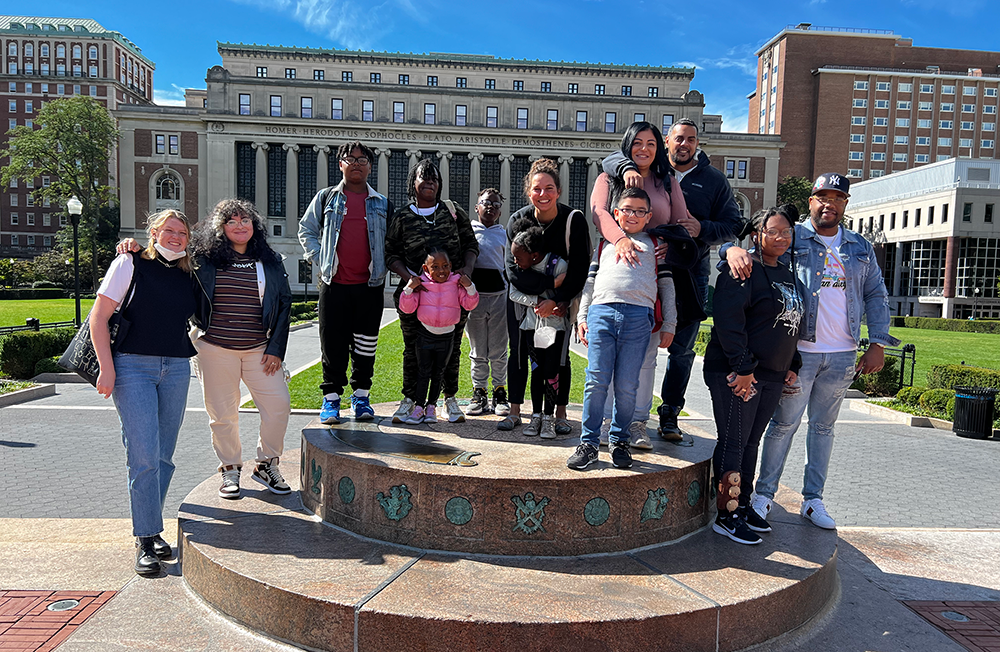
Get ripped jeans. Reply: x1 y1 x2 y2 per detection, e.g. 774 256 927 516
754 349 857 502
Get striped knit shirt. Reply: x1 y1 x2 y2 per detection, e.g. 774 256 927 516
201 254 268 350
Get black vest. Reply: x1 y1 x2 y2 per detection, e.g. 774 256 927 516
117 255 197 358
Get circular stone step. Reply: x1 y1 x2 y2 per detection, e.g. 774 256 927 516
300 406 713 555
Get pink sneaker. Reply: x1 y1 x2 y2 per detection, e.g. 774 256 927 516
404 404 425 425
423 404 438 423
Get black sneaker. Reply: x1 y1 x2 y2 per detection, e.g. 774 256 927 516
657 404 683 441
467 387 489 415
134 537 162 576
492 386 510 416
611 441 633 469
712 512 762 545
151 534 173 560
567 443 599 470
741 505 772 533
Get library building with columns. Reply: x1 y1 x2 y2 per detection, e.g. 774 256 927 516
114 42 783 293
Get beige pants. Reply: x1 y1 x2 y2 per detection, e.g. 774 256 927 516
195 339 291 470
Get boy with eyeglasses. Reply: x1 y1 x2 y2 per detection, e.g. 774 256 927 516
568 188 676 471
465 188 511 417
299 141 394 423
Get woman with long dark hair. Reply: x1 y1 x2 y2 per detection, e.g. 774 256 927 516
704 204 803 545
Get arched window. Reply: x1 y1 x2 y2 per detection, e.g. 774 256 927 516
156 173 178 200
153 170 182 211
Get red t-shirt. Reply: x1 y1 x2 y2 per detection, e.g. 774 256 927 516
332 190 372 284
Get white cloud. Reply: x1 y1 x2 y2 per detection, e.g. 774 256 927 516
228 0 400 49
153 84 188 107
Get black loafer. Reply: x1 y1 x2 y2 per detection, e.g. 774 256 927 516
151 534 173 560
135 537 162 577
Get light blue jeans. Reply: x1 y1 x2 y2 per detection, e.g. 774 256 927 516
604 328 658 422
581 303 654 447
755 349 857 502
112 353 191 537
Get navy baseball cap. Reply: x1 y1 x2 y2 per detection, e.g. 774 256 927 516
812 173 850 197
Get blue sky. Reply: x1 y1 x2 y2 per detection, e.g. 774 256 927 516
26 0 997 133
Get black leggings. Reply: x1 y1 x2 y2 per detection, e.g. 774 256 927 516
526 330 565 416
395 283 468 400
413 328 455 408
506 299 571 407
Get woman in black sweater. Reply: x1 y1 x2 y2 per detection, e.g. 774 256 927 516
704 205 803 545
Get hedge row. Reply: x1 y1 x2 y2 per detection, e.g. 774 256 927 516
0 327 77 379
0 288 65 300
290 301 318 318
927 364 1000 390
891 316 1000 334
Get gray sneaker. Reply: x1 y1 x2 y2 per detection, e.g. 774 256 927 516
444 396 466 423
540 415 557 439
523 414 542 437
629 421 653 450
392 397 416 424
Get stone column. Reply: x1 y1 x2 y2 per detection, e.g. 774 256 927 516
284 143 300 228
437 151 451 200
558 156 572 197
763 155 780 206
586 157 601 221
406 149 421 170
377 149 389 197
498 154 513 223
468 153 483 213
944 235 959 299
316 145 330 190
252 142 269 214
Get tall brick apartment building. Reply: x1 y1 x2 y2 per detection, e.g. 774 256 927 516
749 24 1000 183
1 15 154 259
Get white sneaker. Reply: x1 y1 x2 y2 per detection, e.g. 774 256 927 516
629 421 653 450
218 467 241 499
392 397 416 424
599 419 611 447
800 498 836 529
523 414 542 437
444 396 465 423
750 493 772 521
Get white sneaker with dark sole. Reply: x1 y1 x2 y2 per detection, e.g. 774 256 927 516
251 461 291 495
218 468 241 499
801 498 836 529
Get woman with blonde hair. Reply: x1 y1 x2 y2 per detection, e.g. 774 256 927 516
92 209 197 577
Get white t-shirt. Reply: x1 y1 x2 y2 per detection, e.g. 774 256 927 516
798 230 857 354
96 253 136 305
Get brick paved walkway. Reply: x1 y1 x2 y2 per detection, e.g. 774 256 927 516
906 601 1000 652
0 591 115 651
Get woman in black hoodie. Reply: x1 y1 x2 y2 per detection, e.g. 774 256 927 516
704 205 803 545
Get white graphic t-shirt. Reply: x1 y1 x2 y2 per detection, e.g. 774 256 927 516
798 230 857 353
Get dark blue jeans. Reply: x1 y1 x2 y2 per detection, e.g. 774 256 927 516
660 254 710 411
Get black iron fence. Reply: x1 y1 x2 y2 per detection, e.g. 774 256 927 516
0 319 77 337
859 338 917 391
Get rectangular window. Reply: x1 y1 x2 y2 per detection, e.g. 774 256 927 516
621 85 631 96
985 106 998 114
568 83 578 94
398 74 409 85
963 104 976 112
42 176 49 187
427 75 438 86
168 135 179 155
541 81 552 92
726 160 735 178
928 206 934 224
517 108 528 129
455 105 466 126
941 103 954 112
604 112 616 133
852 116 867 126
939 137 953 146
40 44 48 57
361 99 372 121
875 99 889 109
8 100 15 112
513 80 523 91
89 86 96 97
27 214 35 226
897 118 911 127
486 106 498 128
546 109 558 130
897 101 911 110
873 135 887 144
332 98 343 120
941 120 954 129
57 84 64 95
9 235 17 246
893 153 908 162
301 97 312 118
876 82 891 91
9 211 17 223
964 86 978 96
962 121 975 130
920 84 934 93
43 214 50 226
738 160 748 179
918 119 932 128
342 71 352 82
595 84 605 95
895 135 909 145
646 86 659 98
633 113 645 124
87 65 96 77
256 66 267 78
849 151 863 160
853 99 868 108
854 81 869 90
485 79 495 90
960 138 973 148
424 103 435 125
270 95 281 117
963 203 973 222
902 211 909 228
942 85 956 94
848 168 863 178
313 69 324 80
451 77 464 88
943 204 949 222
986 123 997 131
155 134 165 154
393 101 404 122
851 134 864 143
987 204 995 223
916 154 930 163
919 102 933 111
370 72 381 84
898 83 913 93
872 152 886 161
917 136 930 145
576 110 587 132
987 88 998 97
285 68 296 79
983 140 995 148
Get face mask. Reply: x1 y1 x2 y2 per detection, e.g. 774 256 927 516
153 242 187 261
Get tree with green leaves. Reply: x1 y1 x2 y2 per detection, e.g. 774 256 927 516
776 175 813 218
1 96 120 289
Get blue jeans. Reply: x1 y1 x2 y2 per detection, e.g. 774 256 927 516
112 353 191 537
660 257 710 411
754 350 857 502
581 303 654 447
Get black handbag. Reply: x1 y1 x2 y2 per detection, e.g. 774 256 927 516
58 258 136 387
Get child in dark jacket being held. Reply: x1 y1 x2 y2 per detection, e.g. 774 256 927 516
399 249 479 424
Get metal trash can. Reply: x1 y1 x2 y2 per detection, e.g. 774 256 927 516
952 386 998 439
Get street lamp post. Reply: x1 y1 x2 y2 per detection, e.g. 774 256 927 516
973 286 981 320
67 195 83 327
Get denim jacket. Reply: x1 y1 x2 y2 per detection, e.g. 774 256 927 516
721 222 900 349
297 181 393 287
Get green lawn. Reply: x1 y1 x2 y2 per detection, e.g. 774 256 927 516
0 379 35 395
0 299 93 327
871 325 1000 385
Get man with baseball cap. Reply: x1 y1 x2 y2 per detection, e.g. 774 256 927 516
722 172 899 530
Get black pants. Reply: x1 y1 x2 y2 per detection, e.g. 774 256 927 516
413 328 455 407
527 330 565 416
506 299 571 407
318 281 384 397
395 283 468 400
705 371 784 506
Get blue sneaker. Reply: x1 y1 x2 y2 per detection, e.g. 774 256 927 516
352 394 375 421
320 398 341 425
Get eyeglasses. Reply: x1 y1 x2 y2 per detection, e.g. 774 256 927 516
616 208 650 218
342 156 370 166
478 200 502 209
762 228 794 238
811 194 847 205
225 217 253 227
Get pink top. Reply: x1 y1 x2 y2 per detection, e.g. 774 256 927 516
399 272 479 330
590 172 687 244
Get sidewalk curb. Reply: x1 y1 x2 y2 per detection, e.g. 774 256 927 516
849 399 955 431
31 372 89 384
0 383 55 407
